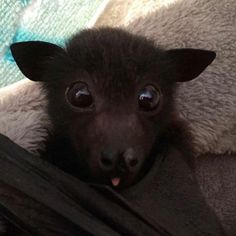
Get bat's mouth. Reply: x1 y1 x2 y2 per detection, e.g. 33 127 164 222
86 165 148 190
98 156 155 189
111 177 121 187
107 173 137 189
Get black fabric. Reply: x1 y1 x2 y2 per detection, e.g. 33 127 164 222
0 134 225 235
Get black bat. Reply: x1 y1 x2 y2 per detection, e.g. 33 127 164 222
10 27 215 189
0 27 224 235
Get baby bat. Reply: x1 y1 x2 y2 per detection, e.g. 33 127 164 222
10 27 215 189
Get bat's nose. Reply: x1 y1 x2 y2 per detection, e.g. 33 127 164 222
99 148 138 172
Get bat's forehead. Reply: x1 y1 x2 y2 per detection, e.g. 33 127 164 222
65 28 163 98
66 28 159 63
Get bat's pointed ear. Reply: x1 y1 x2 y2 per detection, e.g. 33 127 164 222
10 41 64 81
165 48 216 82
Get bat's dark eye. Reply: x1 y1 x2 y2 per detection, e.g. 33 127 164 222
138 85 161 111
66 82 93 108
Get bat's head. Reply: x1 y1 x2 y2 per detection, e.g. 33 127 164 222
11 28 215 189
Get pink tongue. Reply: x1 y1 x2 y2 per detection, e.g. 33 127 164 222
111 178 120 187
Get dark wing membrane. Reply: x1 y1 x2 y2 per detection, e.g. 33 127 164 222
0 134 225 235
0 134 162 236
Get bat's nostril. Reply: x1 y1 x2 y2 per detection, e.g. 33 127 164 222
100 150 116 170
123 148 139 169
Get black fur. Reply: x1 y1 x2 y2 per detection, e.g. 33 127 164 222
11 27 216 189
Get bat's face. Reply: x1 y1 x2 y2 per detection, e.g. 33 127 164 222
63 83 163 188
11 28 215 189
44 30 172 189
57 68 169 189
